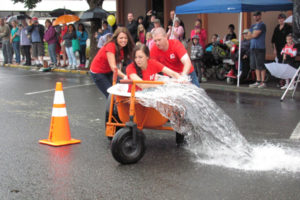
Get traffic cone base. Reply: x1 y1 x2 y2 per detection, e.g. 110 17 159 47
39 138 80 146
39 82 80 147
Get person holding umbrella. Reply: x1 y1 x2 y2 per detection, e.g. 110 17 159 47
62 24 77 69
10 20 21 64
90 27 135 98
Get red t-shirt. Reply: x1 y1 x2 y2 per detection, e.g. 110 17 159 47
150 39 194 74
90 42 124 74
126 58 164 91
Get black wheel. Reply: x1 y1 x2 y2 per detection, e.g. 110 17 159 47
176 132 185 145
216 65 227 80
105 94 120 140
111 127 146 164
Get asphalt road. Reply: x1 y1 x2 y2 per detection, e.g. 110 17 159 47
1 67 300 200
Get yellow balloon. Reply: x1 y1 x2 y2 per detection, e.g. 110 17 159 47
107 15 116 26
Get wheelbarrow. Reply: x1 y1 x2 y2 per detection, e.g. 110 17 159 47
105 70 184 164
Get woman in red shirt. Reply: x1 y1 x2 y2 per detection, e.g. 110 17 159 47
190 19 207 49
126 44 180 91
90 27 135 98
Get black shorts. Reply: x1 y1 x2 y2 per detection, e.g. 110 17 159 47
250 49 266 70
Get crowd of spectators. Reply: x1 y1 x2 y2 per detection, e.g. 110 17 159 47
0 10 298 90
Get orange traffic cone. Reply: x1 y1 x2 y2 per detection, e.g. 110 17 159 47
39 82 80 146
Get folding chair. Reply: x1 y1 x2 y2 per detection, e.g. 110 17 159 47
281 66 300 101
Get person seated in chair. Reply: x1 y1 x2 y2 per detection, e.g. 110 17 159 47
126 43 181 91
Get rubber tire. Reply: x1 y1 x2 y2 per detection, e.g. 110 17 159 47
176 132 185 145
216 65 227 80
105 94 120 140
111 127 146 164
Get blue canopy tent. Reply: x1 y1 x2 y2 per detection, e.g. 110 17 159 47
175 0 293 86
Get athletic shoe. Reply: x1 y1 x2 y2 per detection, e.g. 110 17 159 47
258 83 266 89
280 84 288 90
201 77 207 82
249 82 260 88
288 85 295 90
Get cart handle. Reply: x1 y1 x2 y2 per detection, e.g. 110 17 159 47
119 79 165 85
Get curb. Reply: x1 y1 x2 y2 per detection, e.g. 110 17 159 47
201 82 299 98
2 63 299 98
2 64 90 75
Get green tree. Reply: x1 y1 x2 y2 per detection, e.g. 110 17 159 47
12 0 105 66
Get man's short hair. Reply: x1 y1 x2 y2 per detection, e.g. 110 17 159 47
152 27 167 37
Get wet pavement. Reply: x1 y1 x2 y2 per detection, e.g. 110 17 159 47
1 67 300 200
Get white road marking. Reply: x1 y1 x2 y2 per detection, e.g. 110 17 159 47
290 121 300 139
25 83 95 95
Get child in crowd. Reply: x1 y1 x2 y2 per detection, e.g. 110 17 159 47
190 34 204 82
146 32 154 50
281 33 298 90
137 24 146 44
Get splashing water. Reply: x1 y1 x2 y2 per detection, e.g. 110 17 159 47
137 82 300 172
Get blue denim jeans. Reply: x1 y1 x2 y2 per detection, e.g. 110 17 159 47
90 71 113 98
12 41 20 63
65 46 77 67
189 71 200 87
48 43 57 64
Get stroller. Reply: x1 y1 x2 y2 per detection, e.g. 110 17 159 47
201 42 231 80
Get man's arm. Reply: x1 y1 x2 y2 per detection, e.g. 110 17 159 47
180 53 192 75
248 26 262 40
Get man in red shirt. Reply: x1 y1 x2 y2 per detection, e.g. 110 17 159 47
150 27 200 87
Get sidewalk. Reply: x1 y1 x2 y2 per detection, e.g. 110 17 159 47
201 79 300 98
1 62 299 99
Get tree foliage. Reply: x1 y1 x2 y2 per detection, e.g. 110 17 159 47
12 0 42 9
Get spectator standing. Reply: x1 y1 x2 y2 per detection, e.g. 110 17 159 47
0 18 12 64
151 18 161 33
27 17 45 67
225 24 237 42
77 23 88 68
190 34 204 82
90 27 135 98
271 13 292 63
167 17 184 41
190 19 207 49
137 16 144 25
63 24 77 69
167 10 186 40
280 34 297 90
44 19 57 67
248 11 267 88
10 20 21 64
146 32 154 50
137 24 146 44
144 10 156 33
126 13 138 42
150 27 199 87
60 24 68 67
20 19 31 66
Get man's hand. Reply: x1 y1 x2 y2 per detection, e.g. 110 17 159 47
146 10 152 16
